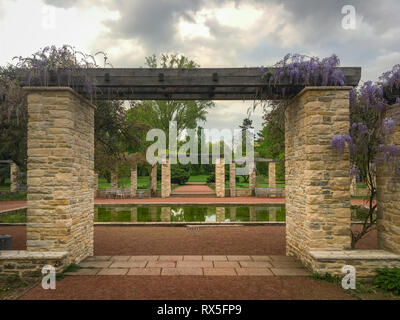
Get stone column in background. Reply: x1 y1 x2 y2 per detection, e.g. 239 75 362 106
150 165 157 195
350 175 356 196
229 162 236 197
161 207 171 222
249 166 256 195
269 162 276 188
285 87 352 265
111 164 118 189
130 164 137 198
130 207 137 222
10 162 19 192
25 87 95 263
94 172 98 198
216 207 225 222
377 103 400 255
161 160 171 198
215 158 225 197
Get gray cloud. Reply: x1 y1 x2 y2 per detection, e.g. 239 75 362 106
43 0 77 8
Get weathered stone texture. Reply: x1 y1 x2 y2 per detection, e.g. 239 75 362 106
111 165 118 189
249 167 256 195
285 87 352 266
229 163 236 197
308 250 400 277
161 160 171 198
377 104 400 255
130 165 137 198
25 87 95 264
150 165 157 195
269 162 276 188
10 162 19 192
215 158 225 197
0 251 68 278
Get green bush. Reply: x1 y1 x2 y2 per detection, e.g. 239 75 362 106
206 172 215 183
171 166 190 185
374 267 400 295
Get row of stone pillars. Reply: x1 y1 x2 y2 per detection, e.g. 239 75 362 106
0 161 20 192
22 86 400 275
217 160 277 198
95 160 171 199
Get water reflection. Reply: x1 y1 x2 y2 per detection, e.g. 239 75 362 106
94 205 286 223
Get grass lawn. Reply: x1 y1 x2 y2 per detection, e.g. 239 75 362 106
98 177 161 190
188 175 208 182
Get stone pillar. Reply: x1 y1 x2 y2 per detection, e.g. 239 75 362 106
350 175 356 196
150 165 157 195
25 87 95 263
285 87 352 265
161 207 171 222
94 172 98 198
215 158 225 197
130 207 137 222
111 164 118 189
377 104 400 255
269 162 276 188
10 162 19 192
161 160 171 198
249 166 256 195
130 165 137 198
229 163 236 197
216 207 225 222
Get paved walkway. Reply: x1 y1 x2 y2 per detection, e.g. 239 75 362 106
68 255 309 277
172 182 214 195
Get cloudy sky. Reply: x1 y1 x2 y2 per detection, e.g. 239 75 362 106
0 0 399 137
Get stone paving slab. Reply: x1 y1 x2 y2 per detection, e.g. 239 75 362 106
75 255 310 277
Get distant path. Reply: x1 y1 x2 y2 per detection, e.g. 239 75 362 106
172 182 214 195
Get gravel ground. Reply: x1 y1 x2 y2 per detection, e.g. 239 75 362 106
0 225 377 255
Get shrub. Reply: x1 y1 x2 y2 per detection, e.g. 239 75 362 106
374 267 400 295
171 166 190 185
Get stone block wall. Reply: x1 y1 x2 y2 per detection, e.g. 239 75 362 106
285 87 352 265
377 104 400 255
215 158 225 197
25 87 95 264
161 160 171 198
0 251 68 278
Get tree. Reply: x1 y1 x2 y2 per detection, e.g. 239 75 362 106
128 54 214 148
332 67 400 248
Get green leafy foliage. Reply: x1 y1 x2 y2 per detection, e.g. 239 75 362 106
374 267 400 295
171 165 190 185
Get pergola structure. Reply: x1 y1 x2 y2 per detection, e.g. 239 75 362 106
2 66 400 278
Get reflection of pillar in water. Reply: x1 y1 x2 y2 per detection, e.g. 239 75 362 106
269 207 277 222
150 207 158 222
161 207 171 222
230 207 237 222
216 207 225 222
94 206 98 221
130 207 137 222
249 207 256 221
111 207 117 221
